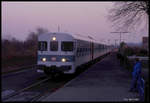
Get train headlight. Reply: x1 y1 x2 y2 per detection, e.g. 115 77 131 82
61 58 66 62
52 37 56 41
42 58 46 62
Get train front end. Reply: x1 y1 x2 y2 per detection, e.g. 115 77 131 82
37 32 75 75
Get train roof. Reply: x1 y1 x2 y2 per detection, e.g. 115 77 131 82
71 33 106 45
39 32 107 45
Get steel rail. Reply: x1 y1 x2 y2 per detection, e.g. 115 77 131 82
2 76 51 101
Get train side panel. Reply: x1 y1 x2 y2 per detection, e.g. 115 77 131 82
74 39 91 68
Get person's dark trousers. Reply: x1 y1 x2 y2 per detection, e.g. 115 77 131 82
137 77 145 101
129 76 138 92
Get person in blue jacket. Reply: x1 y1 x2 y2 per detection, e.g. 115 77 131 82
129 58 142 92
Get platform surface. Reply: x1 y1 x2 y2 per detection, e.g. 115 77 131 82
41 52 139 102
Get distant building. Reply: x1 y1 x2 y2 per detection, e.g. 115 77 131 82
142 37 149 51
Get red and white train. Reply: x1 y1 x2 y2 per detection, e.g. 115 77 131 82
37 32 112 76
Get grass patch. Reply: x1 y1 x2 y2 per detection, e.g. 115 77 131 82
2 56 36 73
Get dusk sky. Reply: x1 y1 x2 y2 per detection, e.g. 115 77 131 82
2 2 148 44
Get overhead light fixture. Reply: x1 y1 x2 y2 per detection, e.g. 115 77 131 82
52 37 56 41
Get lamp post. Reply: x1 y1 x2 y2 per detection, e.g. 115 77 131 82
110 32 129 46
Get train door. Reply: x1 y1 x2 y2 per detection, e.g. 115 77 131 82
92 42 94 60
90 42 94 60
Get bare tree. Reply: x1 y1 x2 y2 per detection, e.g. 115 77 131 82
36 27 49 35
108 1 149 31
26 27 48 41
25 27 49 57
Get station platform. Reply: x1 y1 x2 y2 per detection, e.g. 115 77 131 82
41 52 139 102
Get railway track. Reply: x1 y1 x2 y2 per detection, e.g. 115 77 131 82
2 53 110 102
2 76 51 101
2 69 85 102
2 74 75 102
2 64 74 102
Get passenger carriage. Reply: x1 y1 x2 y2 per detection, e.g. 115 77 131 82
37 32 112 76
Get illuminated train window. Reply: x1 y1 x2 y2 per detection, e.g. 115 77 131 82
38 41 47 51
50 41 58 51
61 41 73 51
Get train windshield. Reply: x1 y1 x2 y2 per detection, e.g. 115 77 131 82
38 41 47 51
50 41 58 51
61 41 73 51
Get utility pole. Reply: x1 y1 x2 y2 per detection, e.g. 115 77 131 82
114 39 118 48
110 32 129 45
108 39 110 45
58 25 60 32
